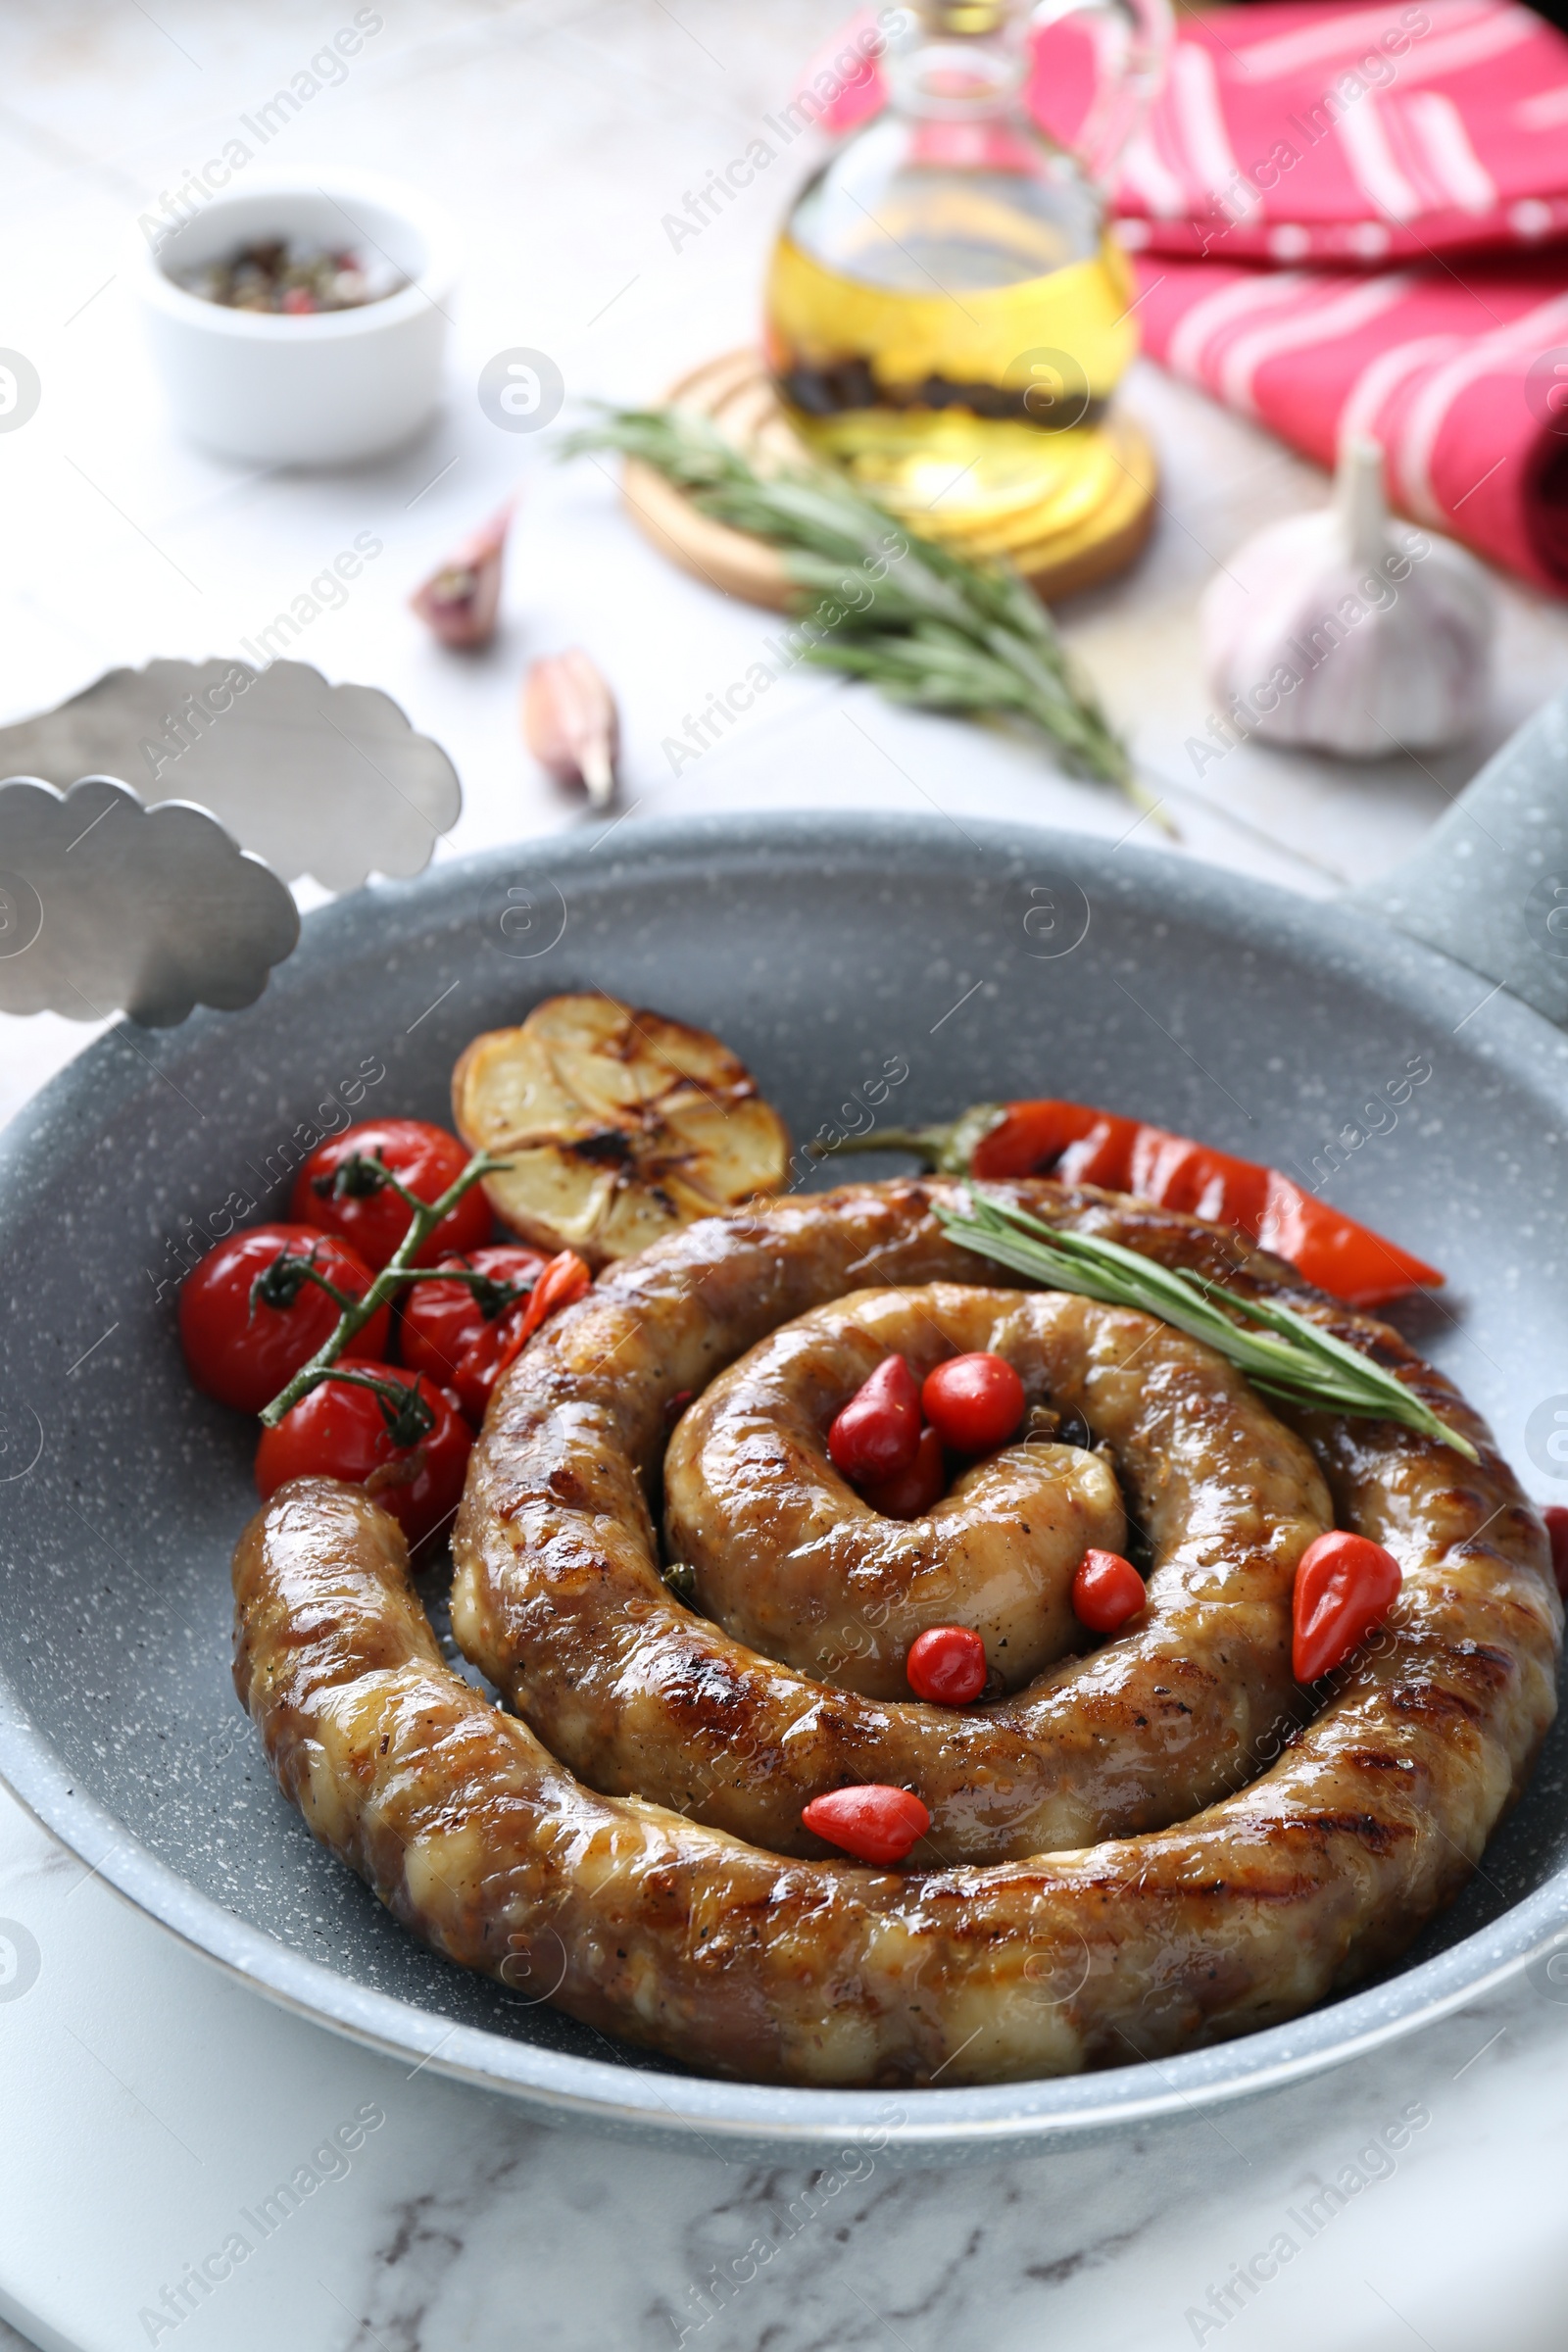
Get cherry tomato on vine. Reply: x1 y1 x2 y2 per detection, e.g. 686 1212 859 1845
921 1352 1025 1454
398 1245 549 1423
290 1118 491 1270
906 1624 988 1705
828 1354 922 1485
254 1361 472 1550
801 1784 931 1866
859 1424 946 1521
178 1224 389 1414
1292 1530 1401 1682
1072 1548 1146 1635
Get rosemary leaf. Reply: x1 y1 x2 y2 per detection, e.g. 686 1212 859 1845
562 404 1159 820
936 1189 1478 1461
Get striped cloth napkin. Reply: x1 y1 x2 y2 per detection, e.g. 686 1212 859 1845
1112 0 1568 265
817 1 1568 589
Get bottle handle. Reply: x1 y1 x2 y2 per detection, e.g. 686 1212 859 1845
1027 0 1173 189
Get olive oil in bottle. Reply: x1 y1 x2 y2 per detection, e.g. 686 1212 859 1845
763 0 1152 574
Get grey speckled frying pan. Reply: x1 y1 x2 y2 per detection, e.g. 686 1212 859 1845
3 693 1568 2164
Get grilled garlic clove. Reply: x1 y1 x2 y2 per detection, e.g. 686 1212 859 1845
1199 438 1494 760
409 500 514 649
451 992 789 1264
522 649 618 808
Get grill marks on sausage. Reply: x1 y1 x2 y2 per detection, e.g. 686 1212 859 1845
230 1179 1562 2087
469 1266 1335 1864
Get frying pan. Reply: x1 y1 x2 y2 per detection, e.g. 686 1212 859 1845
3 697 1568 2165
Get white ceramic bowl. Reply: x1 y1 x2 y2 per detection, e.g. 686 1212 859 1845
134 172 457 466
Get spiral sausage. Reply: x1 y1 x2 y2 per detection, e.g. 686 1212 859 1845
662 1280 1327 1706
663 1287 1133 1697
232 1179 1561 2087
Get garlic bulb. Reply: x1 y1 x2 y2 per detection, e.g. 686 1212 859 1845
1198 438 1494 760
521 649 618 808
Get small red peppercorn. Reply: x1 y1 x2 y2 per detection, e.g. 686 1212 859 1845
859 1424 946 1520
1072 1547 1146 1634
906 1624 988 1705
1293 1530 1401 1682
1543 1505 1568 1600
921 1351 1025 1454
802 1785 931 1866
828 1354 922 1485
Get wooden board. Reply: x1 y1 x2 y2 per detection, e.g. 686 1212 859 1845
620 349 1157 611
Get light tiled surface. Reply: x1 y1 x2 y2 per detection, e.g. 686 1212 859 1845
2 8 1566 2349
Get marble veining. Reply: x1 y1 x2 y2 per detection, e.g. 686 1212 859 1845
6 1743 1552 2352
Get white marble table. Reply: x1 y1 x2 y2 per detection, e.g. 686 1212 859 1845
3 4 1568 2347
3 1776 1568 2352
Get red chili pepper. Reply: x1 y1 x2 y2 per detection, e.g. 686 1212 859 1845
1071 1548 1146 1634
828 1354 922 1485
1054 1113 1143 1191
858 1423 946 1520
906 1624 988 1705
1253 1175 1442 1311
921 1352 1025 1454
964 1100 1442 1309
490 1250 592 1383
1292 1530 1402 1682
1128 1125 1269 1231
801 1785 930 1865
962 1101 1102 1178
1542 1505 1568 1600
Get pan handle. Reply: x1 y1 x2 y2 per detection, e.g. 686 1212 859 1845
1344 689 1568 1027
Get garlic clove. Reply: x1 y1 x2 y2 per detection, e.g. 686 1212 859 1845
409 500 514 649
1200 437 1494 760
522 649 618 808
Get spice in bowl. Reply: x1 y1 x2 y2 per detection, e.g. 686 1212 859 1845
175 239 407 316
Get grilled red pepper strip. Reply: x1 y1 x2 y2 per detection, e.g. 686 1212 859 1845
852 1100 1442 1309
489 1250 592 1383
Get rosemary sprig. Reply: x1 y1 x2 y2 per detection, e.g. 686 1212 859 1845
563 405 1165 826
937 1189 1478 1460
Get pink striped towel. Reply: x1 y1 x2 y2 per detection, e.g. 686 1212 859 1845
1109 0 1568 267
815 3 1568 589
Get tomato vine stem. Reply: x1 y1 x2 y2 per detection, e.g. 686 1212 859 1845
258 1150 511 1428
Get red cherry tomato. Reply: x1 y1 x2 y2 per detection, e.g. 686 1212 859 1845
254 1360 472 1551
859 1424 946 1520
1072 1547 1146 1634
906 1624 988 1705
290 1118 491 1270
178 1224 389 1414
921 1352 1025 1454
801 1785 931 1865
1293 1530 1401 1682
828 1354 922 1485
398 1246 549 1424
1543 1504 1568 1600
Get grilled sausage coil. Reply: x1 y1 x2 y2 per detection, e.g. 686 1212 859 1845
232 1180 1561 2086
